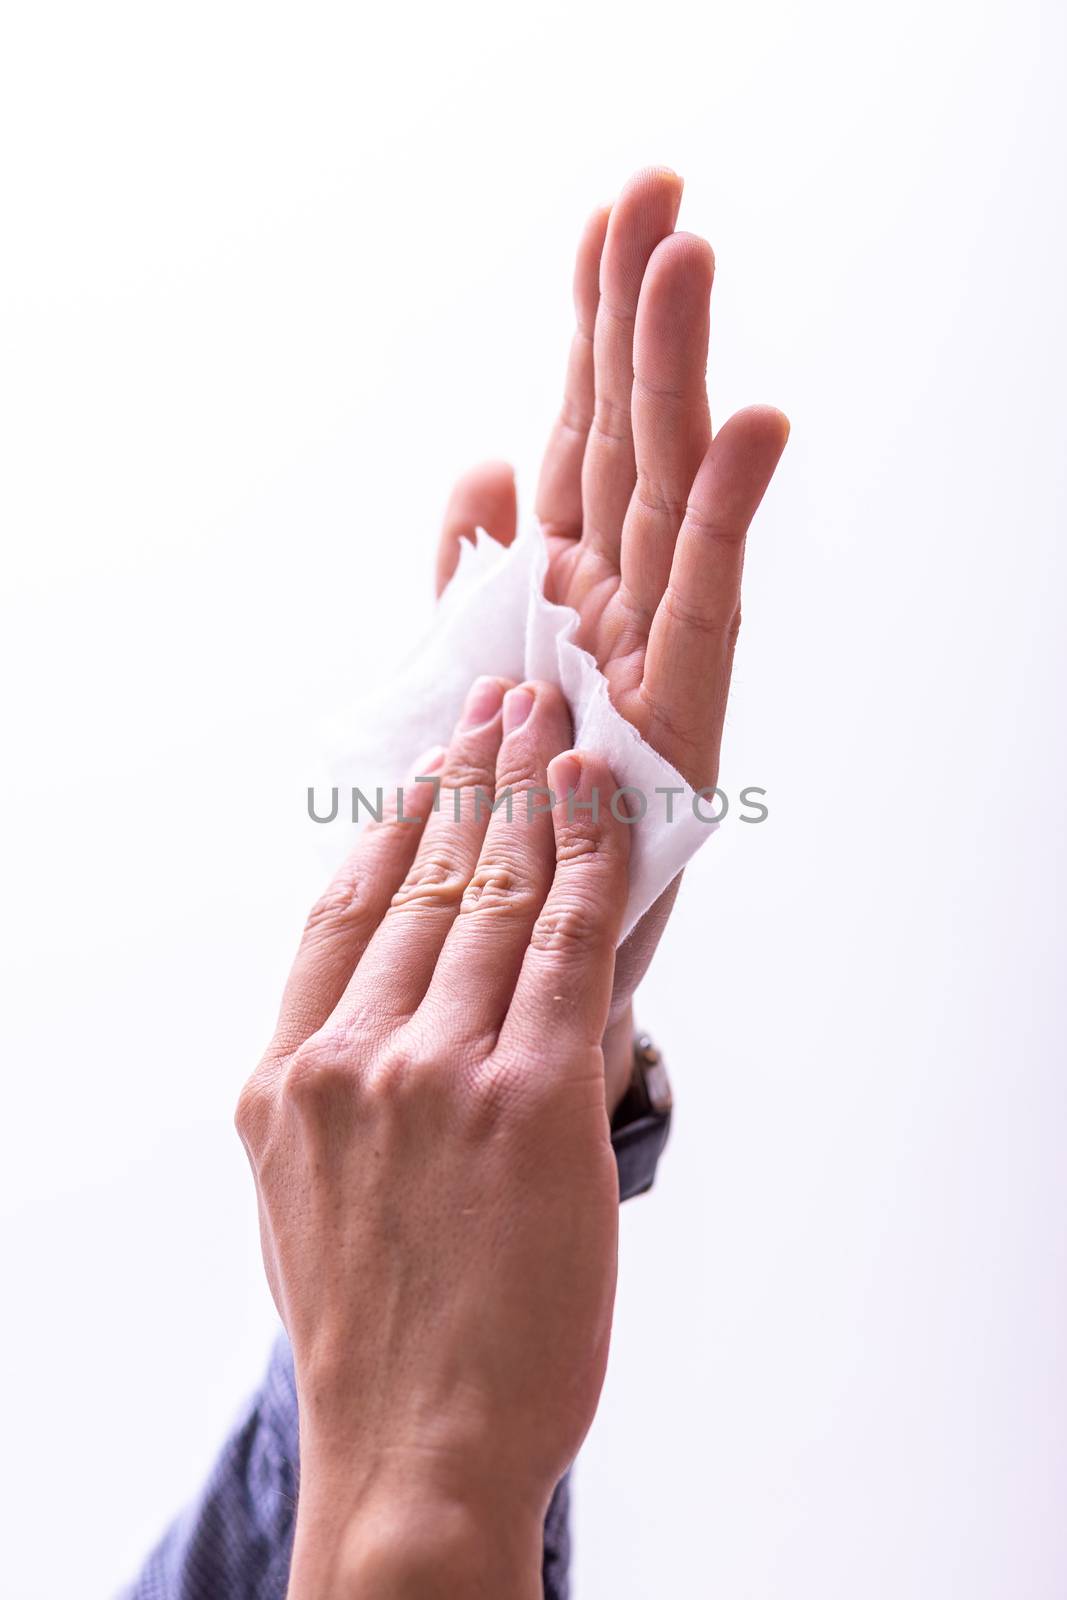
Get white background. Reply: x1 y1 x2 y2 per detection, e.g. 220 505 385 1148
2 2 1065 1595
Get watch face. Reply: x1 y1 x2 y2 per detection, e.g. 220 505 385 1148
634 1036 673 1117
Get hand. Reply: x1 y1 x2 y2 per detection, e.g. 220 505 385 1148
237 677 630 1598
434 167 789 1098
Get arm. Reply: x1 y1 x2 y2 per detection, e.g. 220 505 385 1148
124 163 782 1598
236 677 633 1597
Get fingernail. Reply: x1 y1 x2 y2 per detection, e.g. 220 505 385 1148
411 744 446 776
502 685 534 735
548 752 581 799
460 676 505 730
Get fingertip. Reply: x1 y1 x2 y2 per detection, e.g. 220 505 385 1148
575 208 611 321
547 750 581 800
625 163 684 203
458 675 510 732
502 684 535 736
409 743 447 777
713 405 792 472
547 750 629 849
651 228 715 277
732 403 791 444
638 231 716 326
474 457 516 486
752 404 791 446
436 461 518 594
462 458 518 522
571 749 618 801
649 165 684 221
609 166 684 245
500 679 572 747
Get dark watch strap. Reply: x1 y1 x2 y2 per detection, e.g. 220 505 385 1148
609 1033 673 1202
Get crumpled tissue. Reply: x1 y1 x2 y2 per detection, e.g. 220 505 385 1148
328 523 718 940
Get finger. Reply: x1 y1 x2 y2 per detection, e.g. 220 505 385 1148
334 674 511 1031
580 167 683 567
640 405 790 787
435 460 518 596
271 746 446 1055
534 204 610 541
414 680 573 1052
499 751 630 1072
618 232 714 626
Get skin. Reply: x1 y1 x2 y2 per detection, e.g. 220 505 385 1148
239 168 788 1594
436 167 789 1106
239 680 630 1597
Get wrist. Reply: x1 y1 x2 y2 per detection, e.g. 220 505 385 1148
289 1443 546 1600
338 1495 542 1599
603 1004 635 1114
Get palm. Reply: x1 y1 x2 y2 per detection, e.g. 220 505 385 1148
543 533 653 758
439 167 788 792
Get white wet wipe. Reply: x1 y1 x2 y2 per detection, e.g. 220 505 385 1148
327 523 718 940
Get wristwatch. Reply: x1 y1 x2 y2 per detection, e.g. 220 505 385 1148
609 1033 673 1202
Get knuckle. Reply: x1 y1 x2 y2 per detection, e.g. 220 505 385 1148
591 395 632 444
598 294 636 330
363 1041 447 1113
281 1032 356 1113
555 826 605 865
633 373 688 408
364 1037 417 1085
530 896 605 959
358 1053 401 1104
391 848 467 912
460 859 541 921
234 1074 271 1146
559 397 593 436
683 503 746 548
661 584 736 640
333 992 390 1045
612 580 654 636
638 678 711 749
442 757 495 795
492 748 540 794
634 468 689 519
362 799 407 838
302 867 368 942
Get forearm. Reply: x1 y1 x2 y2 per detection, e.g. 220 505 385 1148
603 1002 636 1113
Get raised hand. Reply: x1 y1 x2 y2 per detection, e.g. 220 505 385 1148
433 168 787 1100
437 166 789 794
